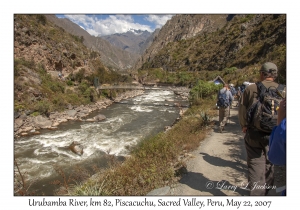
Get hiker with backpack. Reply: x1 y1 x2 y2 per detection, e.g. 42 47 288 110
217 83 233 133
238 62 286 196
229 84 237 106
235 86 242 107
229 84 237 96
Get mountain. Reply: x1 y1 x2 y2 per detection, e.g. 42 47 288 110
14 14 135 118
139 28 160 55
45 15 139 71
101 29 153 55
14 15 106 78
134 14 286 78
133 14 229 71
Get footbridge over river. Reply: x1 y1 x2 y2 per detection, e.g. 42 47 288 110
97 85 179 91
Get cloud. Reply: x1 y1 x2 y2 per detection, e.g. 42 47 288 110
65 14 95 29
145 15 173 28
64 15 154 36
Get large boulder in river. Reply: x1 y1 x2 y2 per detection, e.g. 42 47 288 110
69 141 83 156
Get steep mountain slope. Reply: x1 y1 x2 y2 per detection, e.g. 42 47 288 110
101 29 152 55
14 14 133 117
135 14 286 81
139 28 160 55
14 15 104 78
45 15 139 71
134 14 229 71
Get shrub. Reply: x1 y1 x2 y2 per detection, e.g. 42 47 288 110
30 111 40 117
189 80 221 103
178 72 193 85
14 103 25 112
90 51 99 59
34 100 50 116
14 58 35 72
36 14 47 25
74 69 85 83
66 80 73 86
48 82 65 93
78 81 89 94
224 67 237 75
52 95 67 111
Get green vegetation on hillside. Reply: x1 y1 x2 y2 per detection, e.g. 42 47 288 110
137 64 264 88
14 57 132 116
139 14 286 85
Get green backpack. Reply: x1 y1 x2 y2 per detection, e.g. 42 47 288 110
246 82 285 133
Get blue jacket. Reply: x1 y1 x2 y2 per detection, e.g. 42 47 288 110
268 118 286 166
268 118 286 196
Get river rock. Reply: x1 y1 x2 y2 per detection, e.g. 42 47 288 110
67 110 77 117
52 121 60 127
14 111 21 119
58 118 68 123
15 118 24 128
77 112 88 118
14 89 145 138
20 126 34 133
80 109 90 114
67 104 73 110
94 114 106 121
33 115 52 128
69 141 83 156
164 126 171 132
48 127 58 130
19 114 27 120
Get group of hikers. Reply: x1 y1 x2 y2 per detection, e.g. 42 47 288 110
216 62 286 196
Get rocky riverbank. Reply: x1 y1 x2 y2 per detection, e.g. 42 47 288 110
14 90 145 138
14 86 191 139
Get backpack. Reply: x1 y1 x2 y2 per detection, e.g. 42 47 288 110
230 87 237 96
246 82 285 133
217 90 230 108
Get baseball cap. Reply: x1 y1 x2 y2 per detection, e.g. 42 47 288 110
260 62 278 73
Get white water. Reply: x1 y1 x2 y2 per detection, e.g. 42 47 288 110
14 90 188 195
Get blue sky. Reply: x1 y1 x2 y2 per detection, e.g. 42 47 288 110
56 14 173 37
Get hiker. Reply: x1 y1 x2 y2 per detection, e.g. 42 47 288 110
229 84 237 107
235 86 242 107
268 98 286 195
238 62 286 196
229 84 236 96
217 83 233 133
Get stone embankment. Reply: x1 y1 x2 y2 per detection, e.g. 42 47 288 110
14 90 145 138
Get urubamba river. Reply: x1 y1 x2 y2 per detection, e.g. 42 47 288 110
14 89 189 195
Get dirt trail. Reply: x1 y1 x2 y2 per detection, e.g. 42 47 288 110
166 105 286 196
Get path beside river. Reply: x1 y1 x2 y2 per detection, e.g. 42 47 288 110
150 105 286 196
